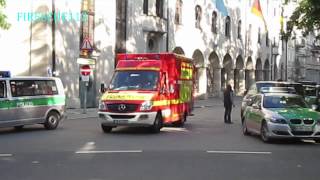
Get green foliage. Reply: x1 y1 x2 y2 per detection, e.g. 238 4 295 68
0 0 10 29
286 0 320 39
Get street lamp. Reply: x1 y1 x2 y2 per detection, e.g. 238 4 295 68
51 0 56 76
271 42 279 81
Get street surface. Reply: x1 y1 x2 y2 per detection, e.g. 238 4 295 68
0 100 320 180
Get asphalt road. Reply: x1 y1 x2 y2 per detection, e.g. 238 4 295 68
0 105 320 180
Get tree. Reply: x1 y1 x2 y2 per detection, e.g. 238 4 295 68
285 0 320 39
0 0 10 29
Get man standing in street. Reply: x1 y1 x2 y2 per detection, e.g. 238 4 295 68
223 84 234 124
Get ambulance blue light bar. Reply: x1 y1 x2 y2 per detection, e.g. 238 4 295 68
0 71 11 78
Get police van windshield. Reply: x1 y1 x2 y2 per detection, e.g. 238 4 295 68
109 71 159 91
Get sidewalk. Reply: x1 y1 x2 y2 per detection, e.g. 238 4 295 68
66 96 242 120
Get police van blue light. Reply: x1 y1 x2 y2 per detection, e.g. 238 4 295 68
0 71 11 78
260 87 296 94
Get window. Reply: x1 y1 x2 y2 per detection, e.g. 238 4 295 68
258 27 261 44
156 0 164 18
248 24 252 45
211 11 217 33
0 81 6 98
195 5 202 29
143 0 148 15
225 16 231 38
10 80 58 97
174 0 183 24
237 20 242 39
80 0 94 53
266 31 269 46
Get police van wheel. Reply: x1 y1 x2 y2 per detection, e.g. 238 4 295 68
151 113 163 133
44 112 60 130
14 125 24 131
261 122 272 143
242 118 250 135
101 124 113 133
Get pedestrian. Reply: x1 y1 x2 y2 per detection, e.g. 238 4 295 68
223 84 234 124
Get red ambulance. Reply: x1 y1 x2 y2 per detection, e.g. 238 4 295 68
98 53 195 133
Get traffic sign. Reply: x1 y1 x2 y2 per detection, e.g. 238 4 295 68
81 37 93 51
80 65 91 76
77 58 96 65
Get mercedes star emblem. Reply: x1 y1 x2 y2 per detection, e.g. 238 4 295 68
118 104 126 111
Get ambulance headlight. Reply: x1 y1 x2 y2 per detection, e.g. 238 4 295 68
99 101 107 111
140 101 153 111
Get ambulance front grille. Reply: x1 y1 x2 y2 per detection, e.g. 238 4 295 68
107 104 139 113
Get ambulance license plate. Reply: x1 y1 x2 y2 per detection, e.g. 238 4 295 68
114 120 128 124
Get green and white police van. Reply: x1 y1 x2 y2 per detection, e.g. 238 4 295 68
0 71 66 130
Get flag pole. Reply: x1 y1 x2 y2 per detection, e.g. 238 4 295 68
244 0 247 59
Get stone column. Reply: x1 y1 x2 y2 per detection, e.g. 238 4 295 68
227 69 234 90
239 69 245 95
249 70 255 87
197 67 207 99
213 68 221 96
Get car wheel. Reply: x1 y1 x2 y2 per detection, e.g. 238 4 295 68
151 113 163 133
44 112 60 130
101 124 113 133
260 122 271 143
14 125 24 131
173 113 186 127
242 118 250 136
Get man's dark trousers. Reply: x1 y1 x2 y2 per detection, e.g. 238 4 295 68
224 105 232 123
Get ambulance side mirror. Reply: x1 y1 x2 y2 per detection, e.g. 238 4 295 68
160 86 166 94
100 83 106 93
169 84 175 93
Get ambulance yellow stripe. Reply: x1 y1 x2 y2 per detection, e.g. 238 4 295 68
117 67 160 71
101 93 153 101
152 99 186 106
153 100 170 106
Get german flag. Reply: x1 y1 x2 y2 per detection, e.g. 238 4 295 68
251 0 267 31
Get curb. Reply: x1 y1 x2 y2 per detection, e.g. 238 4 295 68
194 105 214 108
67 116 98 120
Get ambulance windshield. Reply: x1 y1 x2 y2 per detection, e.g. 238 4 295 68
109 71 159 91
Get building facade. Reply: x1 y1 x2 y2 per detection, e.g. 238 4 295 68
0 0 319 108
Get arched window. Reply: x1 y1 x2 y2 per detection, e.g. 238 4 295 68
143 0 148 14
156 0 164 18
211 11 217 33
237 20 242 39
266 31 269 46
175 0 183 24
195 5 202 29
258 27 261 44
225 16 231 38
248 24 252 45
